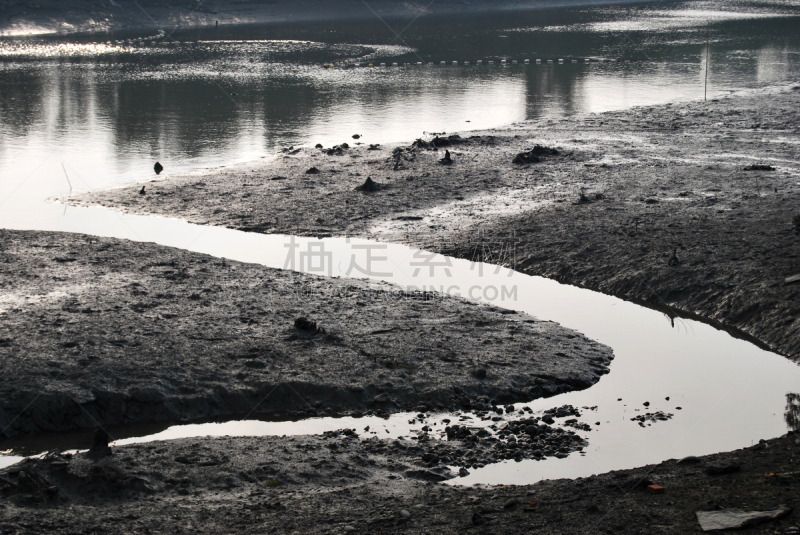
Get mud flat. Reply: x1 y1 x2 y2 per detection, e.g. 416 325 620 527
0 229 613 437
1 429 798 533
73 84 800 361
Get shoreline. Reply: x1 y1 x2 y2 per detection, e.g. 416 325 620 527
2 429 797 533
0 0 664 38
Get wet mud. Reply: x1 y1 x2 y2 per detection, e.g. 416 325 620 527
0 229 612 438
74 84 800 360
1 429 797 534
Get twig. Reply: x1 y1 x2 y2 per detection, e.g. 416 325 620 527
62 163 72 194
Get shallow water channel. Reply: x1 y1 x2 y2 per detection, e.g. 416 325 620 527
1 202 799 485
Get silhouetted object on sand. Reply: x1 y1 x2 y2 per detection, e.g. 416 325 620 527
90 428 112 457
440 150 453 165
352 134 361 139
305 167 321 174
154 162 164 175
355 177 379 192
139 186 146 195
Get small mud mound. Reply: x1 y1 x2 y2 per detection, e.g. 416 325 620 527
512 145 560 165
355 177 380 192
294 317 322 334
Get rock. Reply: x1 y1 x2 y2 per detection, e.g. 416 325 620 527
344 526 356 532
400 509 411 520
503 498 520 509
440 150 453 165
705 463 741 475
139 186 146 195
154 162 163 175
696 506 792 531
314 144 323 149
373 393 390 403
458 467 470 477
678 455 702 465
352 134 360 139
305 167 321 174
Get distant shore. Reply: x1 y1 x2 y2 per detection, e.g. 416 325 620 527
0 0 664 37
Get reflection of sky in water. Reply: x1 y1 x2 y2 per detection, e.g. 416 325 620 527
0 4 798 190
1 227 800 482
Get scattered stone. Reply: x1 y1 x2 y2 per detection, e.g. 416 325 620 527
139 186 146 195
400 509 411 519
631 411 673 426
153 162 163 175
440 150 453 165
373 393 390 403
305 167 320 174
352 134 361 139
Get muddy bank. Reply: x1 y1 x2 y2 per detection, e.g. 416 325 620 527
1 428 798 533
0 229 612 437
73 84 800 360
0 0 650 37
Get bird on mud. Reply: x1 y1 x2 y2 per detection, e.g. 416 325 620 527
440 150 453 165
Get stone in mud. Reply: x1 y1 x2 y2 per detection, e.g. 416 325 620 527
440 150 453 165
512 151 540 165
373 393 390 403
305 167 321 174
696 506 792 531
153 162 163 175
352 134 360 139
355 177 380 192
